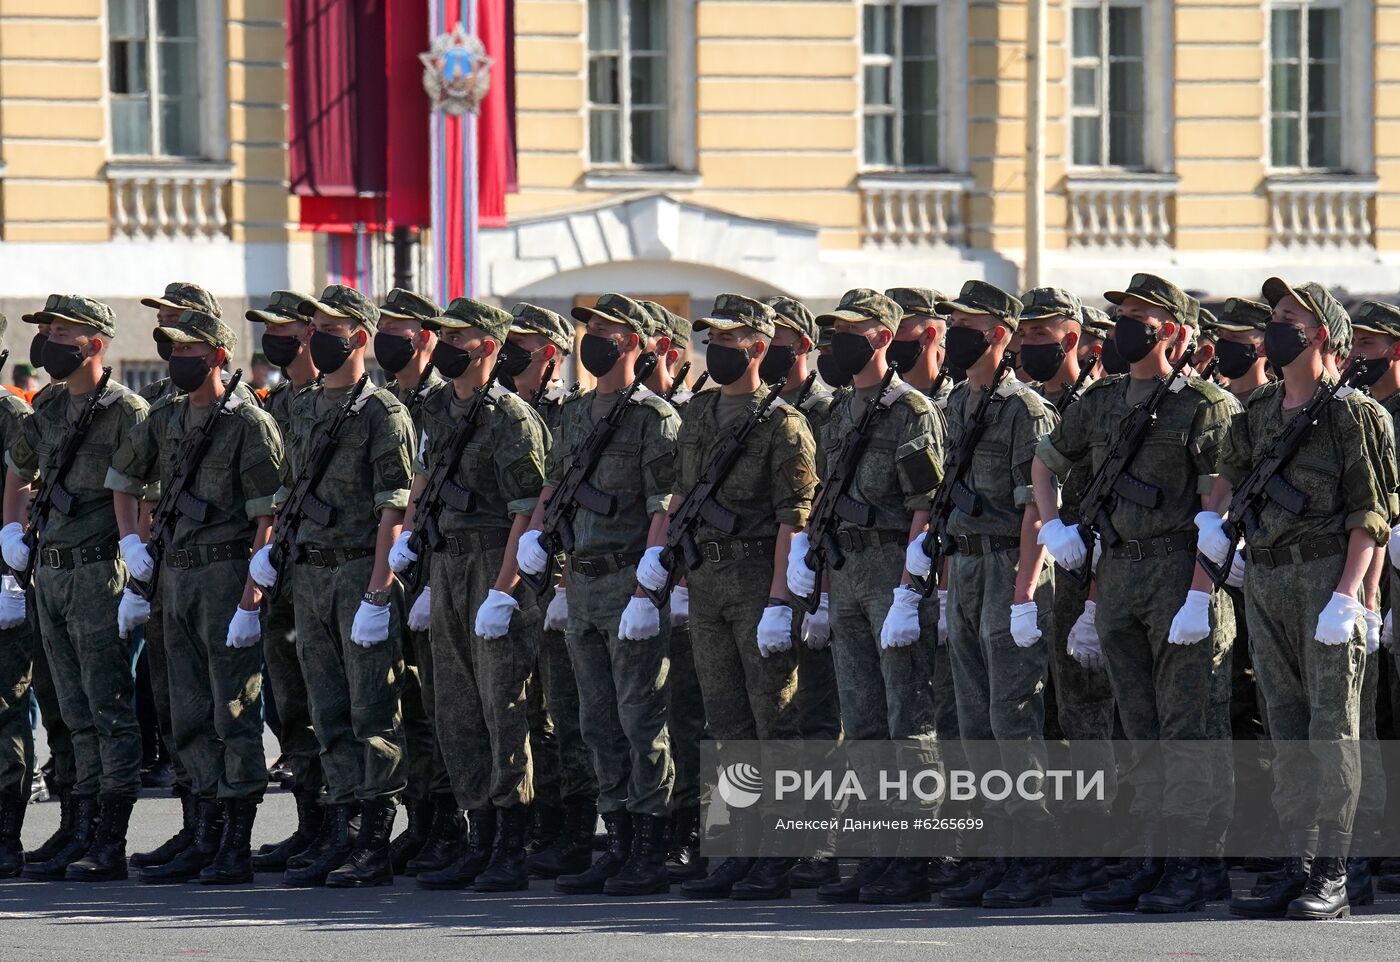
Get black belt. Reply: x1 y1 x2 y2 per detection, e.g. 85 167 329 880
442 528 511 555
570 552 641 579
834 529 905 553
1108 530 1196 562
165 541 251 570
39 541 119 571
295 545 374 569
951 534 1019 556
695 537 776 564
1246 535 1348 568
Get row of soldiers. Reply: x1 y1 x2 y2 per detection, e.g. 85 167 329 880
0 272 1389 923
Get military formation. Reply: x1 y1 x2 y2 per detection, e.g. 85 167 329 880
0 271 1395 924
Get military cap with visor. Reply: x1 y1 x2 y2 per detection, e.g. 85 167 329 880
1351 301 1400 339
36 294 117 338
301 285 381 332
884 287 947 318
934 280 1024 331
378 288 442 323
641 300 692 346
247 290 318 326
570 293 654 338
22 294 65 325
817 288 903 333
1214 297 1271 333
1261 277 1352 355
766 295 818 341
428 297 514 343
694 294 777 337
510 302 574 354
1080 305 1113 337
1019 287 1083 323
141 282 222 318
155 309 237 352
1104 273 1195 326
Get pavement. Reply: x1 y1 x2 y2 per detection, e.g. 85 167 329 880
5 787 1400 962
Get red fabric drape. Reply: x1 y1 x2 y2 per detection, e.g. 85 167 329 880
477 0 509 226
386 0 431 227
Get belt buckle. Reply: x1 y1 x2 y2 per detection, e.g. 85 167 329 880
703 541 723 564
1122 541 1144 562
42 548 62 569
172 549 192 569
306 548 325 568
445 535 462 556
574 560 595 578
955 534 972 555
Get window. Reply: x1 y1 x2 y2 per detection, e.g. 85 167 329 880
1270 4 1343 169
108 0 202 157
862 1 940 169
588 0 670 167
120 360 167 394
1070 1 1146 168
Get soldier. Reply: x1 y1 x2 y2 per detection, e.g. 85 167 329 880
1034 273 1237 913
137 283 225 404
109 309 282 884
1214 298 1272 405
1078 307 1112 372
786 288 943 905
638 294 817 901
516 293 680 897
249 285 415 888
243 291 326 874
2 296 149 881
884 287 951 407
815 323 853 392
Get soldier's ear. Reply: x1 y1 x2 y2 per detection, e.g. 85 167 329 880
84 336 104 357
351 327 370 350
1062 329 1080 354
542 344 557 363
987 326 1007 344
654 334 672 356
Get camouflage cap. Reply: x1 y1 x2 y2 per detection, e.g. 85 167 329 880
302 285 380 331
141 282 222 318
378 288 442 323
884 287 947 318
1261 277 1352 355
694 293 777 337
1214 297 1271 333
641 300 692 345
816 324 835 349
817 288 903 333
509 302 574 354
1080 305 1113 337
21 294 64 325
428 297 514 343
570 293 653 338
1104 273 1194 326
1349 301 1400 339
1195 307 1219 340
246 290 318 326
935 280 1024 331
37 294 117 337
766 296 817 341
154 309 237 352
1019 287 1083 323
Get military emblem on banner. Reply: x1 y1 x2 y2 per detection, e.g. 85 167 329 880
420 23 494 115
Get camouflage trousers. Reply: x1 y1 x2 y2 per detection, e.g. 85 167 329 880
143 597 188 792
35 558 141 797
1355 648 1386 845
666 618 706 809
429 539 536 812
795 631 841 741
526 670 558 807
261 588 322 793
28 626 74 791
0 614 34 802
1245 553 1363 833
293 554 406 806
931 623 959 741
688 558 800 742
527 587 596 806
161 560 267 800
401 625 445 801
1048 563 1115 740
565 564 673 817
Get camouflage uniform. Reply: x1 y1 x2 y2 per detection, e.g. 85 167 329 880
0 387 35 808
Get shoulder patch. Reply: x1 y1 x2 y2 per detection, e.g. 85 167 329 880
1181 376 1232 405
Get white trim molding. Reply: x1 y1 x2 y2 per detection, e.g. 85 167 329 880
1265 173 1379 251
1064 172 1177 249
105 160 235 240
857 172 972 248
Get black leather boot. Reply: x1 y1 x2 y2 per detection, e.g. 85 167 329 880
130 789 198 868
24 787 74 865
475 805 530 892
283 802 356 887
556 811 629 895
983 858 1054 909
527 798 596 879
406 794 465 876
1081 858 1164 912
860 857 932 904
23 795 97 881
1200 858 1232 900
664 805 706 882
526 803 564 856
1346 857 1375 907
388 796 432 875
790 856 841 888
0 793 26 878
1137 857 1205 913
253 789 322 872
141 797 224 884
731 857 798 901
417 808 496 890
1229 828 1317 918
1287 829 1351 920
1050 858 1109 896
940 859 1009 907
818 857 892 904
604 813 670 896
200 799 258 885
928 856 970 890
66 794 135 882
326 799 395 888
284 800 341 873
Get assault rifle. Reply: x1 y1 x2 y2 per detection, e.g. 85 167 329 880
396 362 437 421
662 361 692 404
1054 345 1101 412
528 360 558 409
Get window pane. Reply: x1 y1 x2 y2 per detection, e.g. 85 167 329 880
630 54 667 108
1108 58 1143 114
1308 115 1341 168
631 108 668 165
864 64 892 106
1272 8 1299 59
157 0 197 37
1108 110 1143 166
630 0 667 52
159 97 200 156
1271 62 1300 112
589 0 618 51
864 113 893 167
1073 115 1101 166
109 40 149 95
1308 61 1340 114
1071 7 1099 59
902 112 938 167
158 39 198 99
108 0 147 38
1107 6 1141 57
1072 65 1098 108
1271 116 1300 167
902 58 937 116
864 4 893 56
588 55 619 104
1310 8 1341 59
589 109 621 163
111 98 152 155
902 4 938 56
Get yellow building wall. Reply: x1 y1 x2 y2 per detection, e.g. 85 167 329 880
1377 0 1400 251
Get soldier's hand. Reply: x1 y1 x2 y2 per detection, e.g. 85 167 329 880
0 523 28 573
617 595 660 641
408 587 433 632
351 599 391 647
1193 511 1231 566
474 588 520 640
1363 609 1383 656
879 587 920 650
1009 602 1042 648
1315 592 1365 646
516 530 548 576
0 575 24 630
226 606 262 648
1225 548 1246 589
668 585 688 627
388 530 418 573
1167 589 1212 645
117 589 151 639
249 544 278 589
545 587 570 631
119 533 155 582
757 605 794 657
785 531 816 598
801 592 830 650
637 546 669 593
905 532 933 579
1066 600 1105 671
1037 518 1087 570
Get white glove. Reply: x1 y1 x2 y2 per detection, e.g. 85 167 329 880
474 588 520 640
249 544 278 589
408 587 433 632
1194 511 1231 566
0 575 25 630
1037 518 1088 570
544 587 570 632
618 595 660 641
351 599 391 647
757 605 794 657
905 532 932 579
786 531 815 598
1066 600 1105 671
0 523 28 573
1168 589 1212 646
636 545 668 593
802 593 831 650
668 585 689 627
388 529 417 573
516 529 548 576
1315 592 1365 646
1009 601 1042 648
1363 608 1382 656
880 587 920 650
226 606 262 648
937 588 948 645
1383 611 1395 648
119 534 155 582
117 588 150 639
1389 524 1400 568
1225 550 1246 589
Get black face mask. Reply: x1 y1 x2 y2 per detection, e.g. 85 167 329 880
706 344 753 386
1018 342 1068 383
498 341 534 378
1113 317 1161 364
373 333 416 374
261 332 302 369
309 331 355 375
28 333 48 371
758 344 797 384
831 332 877 378
155 338 174 362
168 355 211 393
1214 339 1260 379
1354 355 1391 389
944 326 993 371
817 352 850 388
580 333 622 378
1100 337 1130 375
1263 323 1312 371
431 341 473 379
41 340 84 381
887 338 925 375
